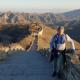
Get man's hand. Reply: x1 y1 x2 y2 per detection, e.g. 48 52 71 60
70 49 76 54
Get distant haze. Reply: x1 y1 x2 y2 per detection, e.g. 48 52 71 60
0 8 72 13
0 0 80 13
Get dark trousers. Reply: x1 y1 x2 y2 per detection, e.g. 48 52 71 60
52 49 66 74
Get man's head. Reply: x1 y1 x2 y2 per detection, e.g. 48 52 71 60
57 26 64 35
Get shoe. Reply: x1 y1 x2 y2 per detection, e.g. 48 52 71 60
52 72 57 77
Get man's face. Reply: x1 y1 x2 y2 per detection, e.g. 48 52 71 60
57 28 64 35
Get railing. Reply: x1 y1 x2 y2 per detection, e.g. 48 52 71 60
63 55 80 80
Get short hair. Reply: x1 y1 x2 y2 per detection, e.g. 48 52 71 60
57 26 64 30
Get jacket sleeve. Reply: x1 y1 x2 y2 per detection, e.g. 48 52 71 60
66 34 75 50
50 34 55 50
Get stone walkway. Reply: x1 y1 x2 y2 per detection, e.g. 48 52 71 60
0 51 56 80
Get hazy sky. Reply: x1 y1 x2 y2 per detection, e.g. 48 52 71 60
0 0 80 12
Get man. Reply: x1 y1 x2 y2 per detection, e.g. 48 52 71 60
49 26 75 78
